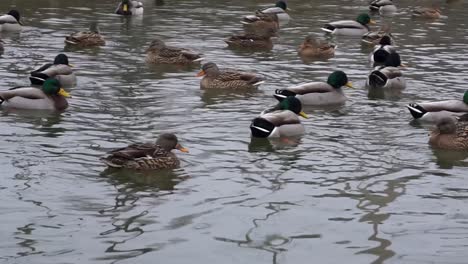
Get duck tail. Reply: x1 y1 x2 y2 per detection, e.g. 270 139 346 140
252 80 265 87
250 117 275 138
321 25 335 33
274 89 296 101
29 72 49 85
368 70 388 88
406 103 427 119
192 57 204 62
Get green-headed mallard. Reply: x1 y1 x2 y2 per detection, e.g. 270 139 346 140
115 0 143 16
369 0 397 15
250 96 308 138
101 133 189 170
298 35 335 58
0 10 22 32
145 39 203 65
242 13 279 38
412 7 441 19
274 71 353 106
407 90 468 123
429 115 468 151
197 62 264 89
367 52 405 89
244 0 290 26
224 34 273 49
0 78 70 111
29 54 77 88
322 13 375 36
65 22 105 47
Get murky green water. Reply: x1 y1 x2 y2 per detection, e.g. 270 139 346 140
1 0 468 263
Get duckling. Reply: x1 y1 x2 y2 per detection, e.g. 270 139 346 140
369 0 397 16
250 96 308 138
0 10 22 32
0 78 70 111
429 116 468 151
145 39 203 64
242 13 279 38
115 0 143 16
244 0 290 26
224 34 273 49
65 22 105 47
366 52 406 90
274 71 353 106
101 133 189 170
322 13 375 36
369 35 397 64
412 7 442 19
298 35 335 58
29 54 77 88
197 62 264 89
407 90 468 123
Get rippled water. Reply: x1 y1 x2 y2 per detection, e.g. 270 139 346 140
1 0 468 263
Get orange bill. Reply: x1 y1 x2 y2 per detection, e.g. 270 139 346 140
176 144 189 153
196 70 206 77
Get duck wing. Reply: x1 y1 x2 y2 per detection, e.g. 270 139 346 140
260 110 301 126
276 82 334 97
325 20 364 30
0 87 46 102
220 70 263 84
0 14 17 24
102 143 169 167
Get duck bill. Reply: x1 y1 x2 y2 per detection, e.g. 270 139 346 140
400 63 408 68
345 82 354 88
68 64 75 67
58 88 71 98
176 144 189 153
369 20 377 25
196 70 206 77
299 111 308 119
123 4 129 12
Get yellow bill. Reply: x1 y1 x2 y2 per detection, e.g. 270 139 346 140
196 70 206 77
370 19 377 24
345 82 354 88
123 4 128 12
299 111 308 118
58 88 71 98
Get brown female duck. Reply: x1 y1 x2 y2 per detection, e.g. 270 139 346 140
145 39 203 64
298 36 335 58
65 23 105 47
429 115 468 151
197 62 264 89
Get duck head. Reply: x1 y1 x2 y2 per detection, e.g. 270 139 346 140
54 54 72 66
327 71 353 89
156 133 189 152
379 35 392 46
356 13 375 25
275 96 308 118
147 39 166 51
435 117 457 135
275 1 287 10
197 62 220 77
42 78 70 97
7 10 21 23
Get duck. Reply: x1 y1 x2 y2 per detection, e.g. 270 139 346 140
0 78 70 111
197 62 264 89
241 13 279 38
250 96 308 138
412 7 442 19
101 133 189 170
274 71 353 106
369 0 397 15
322 13 375 36
369 35 397 64
115 0 144 16
224 34 273 49
407 90 468 123
244 0 290 26
65 22 105 47
145 39 203 64
298 35 335 58
0 10 22 32
29 54 77 88
366 52 406 90
429 115 468 151
362 25 393 45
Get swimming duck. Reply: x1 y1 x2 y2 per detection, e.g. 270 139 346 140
242 13 279 38
250 96 308 138
65 22 105 47
407 90 468 123
274 71 353 106
369 35 397 64
369 0 397 16
101 133 189 170
244 0 290 26
366 52 406 90
224 34 273 49
412 7 442 19
362 26 393 45
0 78 70 111
115 0 144 16
322 13 375 36
429 115 468 151
29 54 77 88
298 35 335 58
197 62 264 89
0 10 22 32
145 39 203 64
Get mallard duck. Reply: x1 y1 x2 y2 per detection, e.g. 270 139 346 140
366 52 406 89
115 0 143 16
145 39 203 64
429 115 468 151
65 22 105 47
0 10 22 32
407 90 468 123
274 71 353 106
0 78 70 111
242 13 279 38
224 34 273 49
250 96 308 138
412 7 442 19
244 0 290 26
29 54 77 88
101 133 189 170
322 13 375 36
362 25 393 45
369 35 397 64
369 0 397 15
298 35 335 58
197 62 264 89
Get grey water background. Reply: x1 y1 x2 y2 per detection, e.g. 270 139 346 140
1 0 468 263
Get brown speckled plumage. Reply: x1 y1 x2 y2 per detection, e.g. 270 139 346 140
298 36 335 58
65 23 105 47
145 39 202 64
225 34 273 49
199 62 264 89
412 7 441 19
242 13 279 38
429 117 468 151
